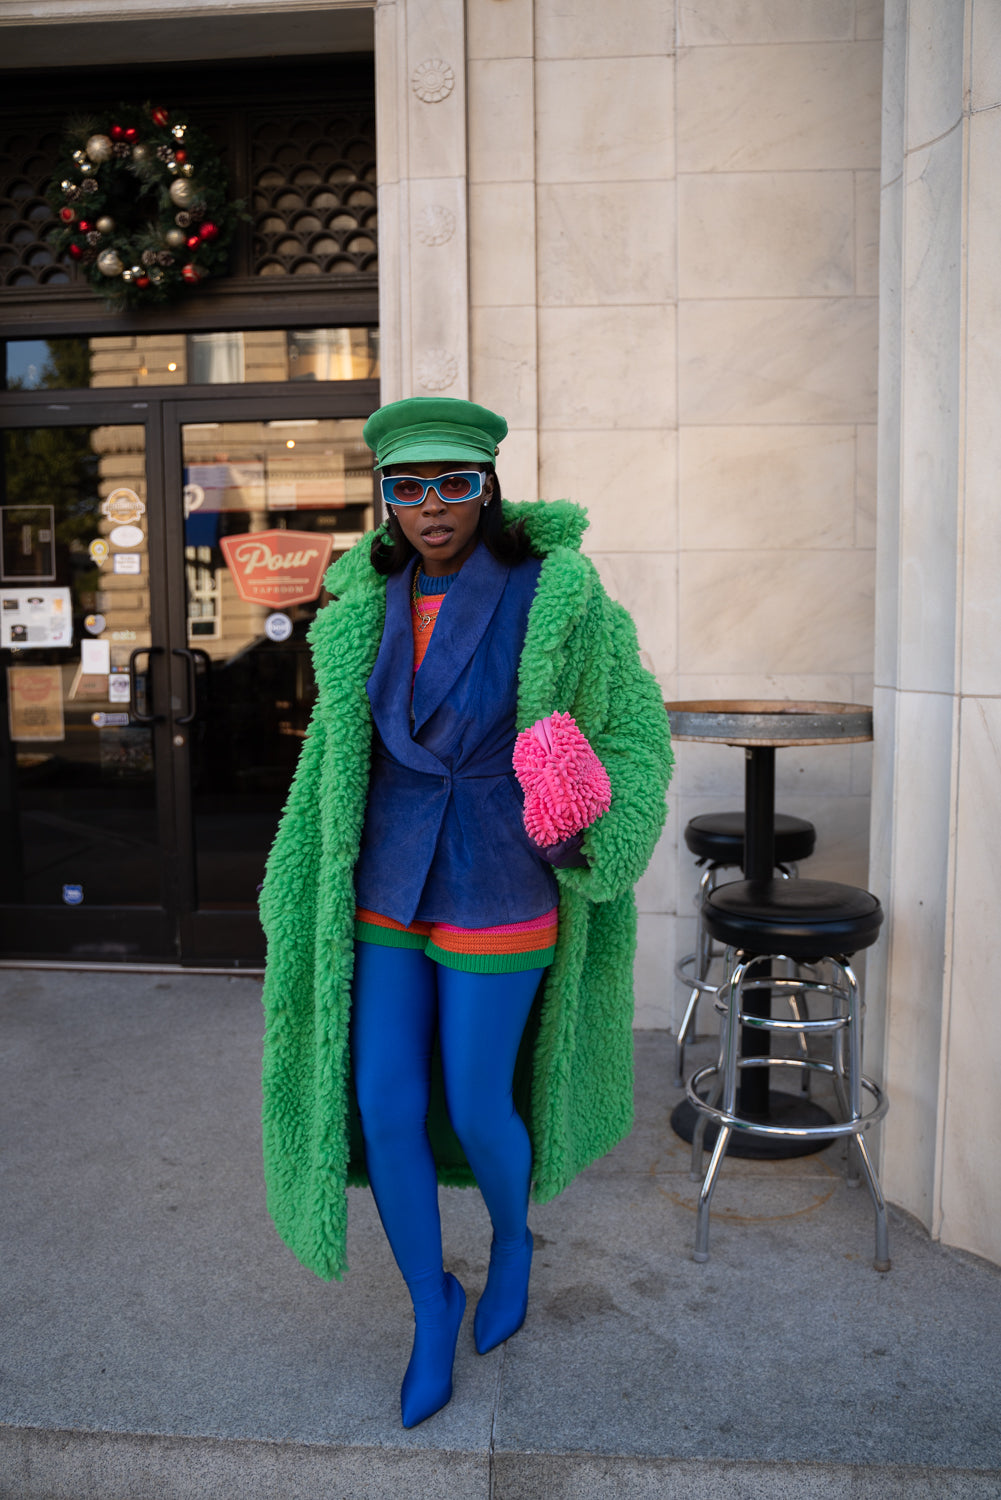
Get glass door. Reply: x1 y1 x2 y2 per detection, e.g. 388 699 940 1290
164 402 376 962
0 413 176 960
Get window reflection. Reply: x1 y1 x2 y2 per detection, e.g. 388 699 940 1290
3 327 379 390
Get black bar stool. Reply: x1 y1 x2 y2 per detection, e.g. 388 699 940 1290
674 812 816 1086
687 877 890 1271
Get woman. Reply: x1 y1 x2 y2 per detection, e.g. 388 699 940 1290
259 396 672 1428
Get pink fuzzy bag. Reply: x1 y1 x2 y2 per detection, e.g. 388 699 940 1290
512 711 612 848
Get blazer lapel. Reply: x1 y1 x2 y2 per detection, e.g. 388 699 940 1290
366 561 443 772
411 542 508 736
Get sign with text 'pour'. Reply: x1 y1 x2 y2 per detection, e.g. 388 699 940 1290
219 530 334 609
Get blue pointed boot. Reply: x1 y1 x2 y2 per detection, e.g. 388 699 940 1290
474 1230 533 1355
400 1272 466 1429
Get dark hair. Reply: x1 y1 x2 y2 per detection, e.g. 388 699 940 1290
369 466 533 575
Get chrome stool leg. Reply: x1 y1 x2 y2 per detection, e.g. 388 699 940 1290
692 954 746 1262
674 864 721 1087
687 948 889 1271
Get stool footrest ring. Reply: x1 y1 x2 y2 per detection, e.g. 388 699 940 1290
687 1060 887 1140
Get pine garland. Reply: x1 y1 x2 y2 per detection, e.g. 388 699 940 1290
46 102 244 308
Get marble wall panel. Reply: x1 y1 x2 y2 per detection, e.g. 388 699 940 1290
679 426 856 550
466 0 533 59
679 550 875 674
634 819 677 917
495 427 539 504
855 423 877 549
404 12 467 181
855 0 885 41
855 169 880 294
679 298 877 424
873 170 902 690
470 304 537 428
539 429 677 553
469 182 536 307
971 0 1001 108
896 128 962 695
677 42 882 173
938 696 1001 1265
537 182 675 307
903 0 964 152
875 686 956 1228
535 0 672 58
467 57 535 182
959 104 1001 698
634 912 675 1030
678 172 855 297
535 57 674 183
678 1 855 46
591 551 678 687
538 306 676 431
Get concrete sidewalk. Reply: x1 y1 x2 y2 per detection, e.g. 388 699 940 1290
1 966 999 1499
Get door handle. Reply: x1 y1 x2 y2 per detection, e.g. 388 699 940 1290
128 646 164 725
172 647 199 726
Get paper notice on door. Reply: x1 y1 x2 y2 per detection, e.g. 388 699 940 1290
1 587 73 649
108 673 131 704
81 638 111 675
7 665 65 741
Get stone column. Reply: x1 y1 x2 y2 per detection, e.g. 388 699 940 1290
870 0 1001 1265
375 0 469 403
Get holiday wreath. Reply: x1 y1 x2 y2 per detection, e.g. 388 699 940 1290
46 103 242 307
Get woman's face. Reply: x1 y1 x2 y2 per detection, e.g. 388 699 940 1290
385 461 494 576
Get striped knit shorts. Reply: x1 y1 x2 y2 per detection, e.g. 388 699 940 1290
354 905 558 974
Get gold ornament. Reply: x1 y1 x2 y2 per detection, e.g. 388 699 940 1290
95 216 114 234
132 143 149 163
97 248 123 277
72 149 88 166
171 124 187 139
180 162 195 177
165 227 186 248
85 133 113 164
122 269 134 282
169 177 195 207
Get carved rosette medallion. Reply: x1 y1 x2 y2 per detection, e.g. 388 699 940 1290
416 348 459 391
411 59 455 104
415 204 456 246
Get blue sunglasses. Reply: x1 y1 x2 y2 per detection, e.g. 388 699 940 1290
380 470 486 506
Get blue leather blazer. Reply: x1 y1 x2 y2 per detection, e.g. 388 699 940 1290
352 541 558 928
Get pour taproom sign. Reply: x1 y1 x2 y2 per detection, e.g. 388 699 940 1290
220 530 334 608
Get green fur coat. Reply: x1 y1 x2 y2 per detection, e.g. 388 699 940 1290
259 500 673 1280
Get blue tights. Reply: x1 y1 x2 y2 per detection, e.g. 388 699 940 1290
350 941 542 1425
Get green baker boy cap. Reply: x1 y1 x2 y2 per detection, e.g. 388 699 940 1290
363 396 508 468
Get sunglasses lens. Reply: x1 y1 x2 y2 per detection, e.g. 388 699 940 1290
390 478 425 503
438 473 474 500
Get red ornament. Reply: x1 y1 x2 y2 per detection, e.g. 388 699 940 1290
181 263 202 283
68 243 83 260
124 127 138 142
186 234 201 250
198 221 218 241
174 149 187 164
77 220 92 234
110 125 124 141
150 106 169 127
136 276 151 288
59 206 76 222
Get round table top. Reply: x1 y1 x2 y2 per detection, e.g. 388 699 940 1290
664 699 873 748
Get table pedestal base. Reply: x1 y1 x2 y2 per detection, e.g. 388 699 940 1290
670 1094 836 1160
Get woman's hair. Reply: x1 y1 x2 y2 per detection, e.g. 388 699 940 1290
369 466 533 575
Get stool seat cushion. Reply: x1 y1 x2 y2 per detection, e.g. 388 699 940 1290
703 877 883 959
684 811 816 865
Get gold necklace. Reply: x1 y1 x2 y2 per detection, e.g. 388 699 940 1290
411 568 432 632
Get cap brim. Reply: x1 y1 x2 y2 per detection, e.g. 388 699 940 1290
375 436 494 467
